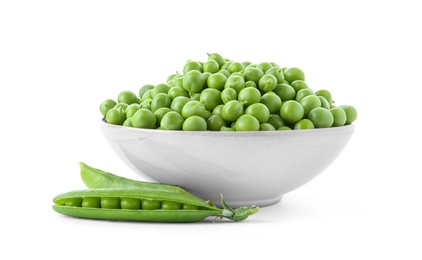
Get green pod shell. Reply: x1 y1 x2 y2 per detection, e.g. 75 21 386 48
79 162 190 195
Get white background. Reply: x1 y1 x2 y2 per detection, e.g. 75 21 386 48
1 0 421 259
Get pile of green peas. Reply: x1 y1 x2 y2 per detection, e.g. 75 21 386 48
100 53 357 131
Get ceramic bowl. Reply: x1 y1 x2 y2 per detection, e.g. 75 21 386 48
100 120 355 207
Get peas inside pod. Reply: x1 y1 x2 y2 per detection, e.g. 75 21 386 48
52 163 259 223
100 52 357 131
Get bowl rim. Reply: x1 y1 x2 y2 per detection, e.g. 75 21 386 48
100 118 355 137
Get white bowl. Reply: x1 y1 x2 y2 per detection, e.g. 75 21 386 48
100 120 355 207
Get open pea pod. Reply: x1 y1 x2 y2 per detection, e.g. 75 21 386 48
53 188 259 223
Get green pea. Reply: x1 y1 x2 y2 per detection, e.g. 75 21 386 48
207 114 226 131
154 107 172 127
203 59 220 73
295 88 314 102
258 74 278 92
183 70 205 94
170 96 191 114
235 114 260 131
330 107 347 126
120 198 141 209
140 98 152 110
260 92 282 114
181 100 206 119
221 126 235 131
125 103 141 118
294 119 315 130
227 62 244 74
101 197 121 209
280 100 304 124
131 109 156 129
212 104 224 115
141 89 153 102
221 100 244 122
290 80 309 93
161 111 184 130
207 52 225 67
339 105 358 124
183 60 202 74
278 126 292 130
221 88 238 104
316 89 333 103
162 201 182 210
274 83 296 101
82 197 101 208
221 60 232 70
267 114 284 129
123 118 133 127
318 96 331 109
245 80 257 88
64 198 82 207
139 84 155 100
200 88 223 111
99 99 117 117
182 204 199 210
151 83 170 98
151 93 171 113
172 77 184 88
283 67 305 83
106 107 126 125
218 69 231 78
183 116 207 131
265 67 285 83
142 200 161 210
300 95 321 117
308 107 334 128
245 103 270 124
118 90 139 105
244 67 264 84
238 87 261 106
167 86 189 99
225 75 245 94
207 73 227 91
256 62 273 73
259 123 276 131
114 103 129 111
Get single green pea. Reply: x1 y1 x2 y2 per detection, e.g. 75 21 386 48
151 93 171 113
207 114 226 131
167 86 189 99
162 201 182 210
339 105 358 124
161 111 184 130
140 98 152 110
121 198 141 210
151 83 170 98
114 103 129 111
318 96 331 109
207 73 227 91
172 77 184 88
260 92 282 114
141 200 161 210
283 67 305 83
274 83 296 101
300 95 321 117
125 103 141 118
258 74 278 92
183 60 202 74
118 90 139 105
141 89 153 102
244 67 264 84
218 69 231 78
99 99 117 117
221 100 244 122
245 103 270 124
256 62 273 73
308 107 334 128
106 107 126 125
170 96 191 114
259 123 276 131
139 84 155 100
238 87 261 106
183 70 205 94
278 126 292 130
291 80 309 93
64 198 82 207
131 109 156 129
235 114 260 131
154 107 172 127
221 60 232 70
280 100 304 124
245 80 257 88
183 116 207 131
203 59 220 73
294 119 315 130
207 52 225 67
182 204 200 210
200 88 223 111
123 118 133 127
296 88 315 102
265 67 285 83
181 100 206 119
212 104 224 115
82 197 101 208
227 62 244 74
267 114 284 129
330 107 347 126
101 197 121 209
316 89 333 103
225 75 245 94
221 88 238 104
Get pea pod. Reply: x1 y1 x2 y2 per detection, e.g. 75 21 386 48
52 188 259 222
80 162 190 195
